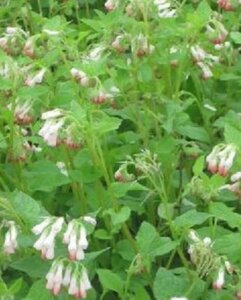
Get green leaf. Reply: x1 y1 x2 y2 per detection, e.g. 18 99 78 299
193 156 205 176
97 269 124 296
9 278 23 294
213 232 241 263
209 202 241 229
230 32 241 44
154 268 205 300
224 123 241 148
93 115 122 136
173 210 210 230
10 256 51 278
176 125 210 143
110 181 148 198
23 280 54 300
23 160 70 192
110 206 131 226
10 191 48 226
138 64 153 83
136 222 177 266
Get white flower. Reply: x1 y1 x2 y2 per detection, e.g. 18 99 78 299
33 217 64 259
63 220 75 244
38 119 64 146
231 171 241 182
104 0 119 11
32 218 52 235
82 216 97 226
3 221 18 255
197 62 213 79
191 45 206 62
43 29 60 36
41 108 63 120
188 230 200 242
204 104 217 112
68 230 78 260
56 161 68 177
25 69 46 87
68 274 79 296
79 226 88 250
213 268 225 290
46 261 63 296
62 265 72 287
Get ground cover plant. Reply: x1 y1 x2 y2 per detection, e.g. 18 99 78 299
1 0 241 299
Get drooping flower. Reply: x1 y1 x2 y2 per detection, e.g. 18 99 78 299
46 261 64 296
104 0 119 11
212 267 225 290
38 109 65 147
3 221 18 255
63 219 95 261
154 0 176 18
8 100 33 125
33 217 65 260
25 68 46 87
206 144 236 176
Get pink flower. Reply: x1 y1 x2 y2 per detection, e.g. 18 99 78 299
25 69 46 87
213 268 225 290
3 221 18 255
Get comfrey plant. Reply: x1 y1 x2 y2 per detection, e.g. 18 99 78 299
188 230 233 290
46 259 91 297
32 215 96 297
206 144 236 176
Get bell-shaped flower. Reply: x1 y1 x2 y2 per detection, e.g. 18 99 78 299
3 221 18 255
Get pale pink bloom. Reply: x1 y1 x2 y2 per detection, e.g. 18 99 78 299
46 262 63 295
104 0 118 11
38 119 64 146
62 265 72 287
191 45 206 62
213 268 225 290
41 108 63 120
63 220 75 244
68 275 79 296
79 226 88 250
3 221 18 255
68 230 78 260
197 62 213 80
25 69 46 87
76 247 85 260
231 172 241 182
32 218 52 235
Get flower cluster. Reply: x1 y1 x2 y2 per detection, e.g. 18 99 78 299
191 45 219 79
70 68 96 87
220 171 241 196
188 230 233 290
206 144 236 176
206 20 228 45
217 0 241 11
32 216 96 260
63 220 89 261
154 0 176 18
3 220 18 255
25 68 46 87
46 259 92 297
104 0 119 11
33 217 64 259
